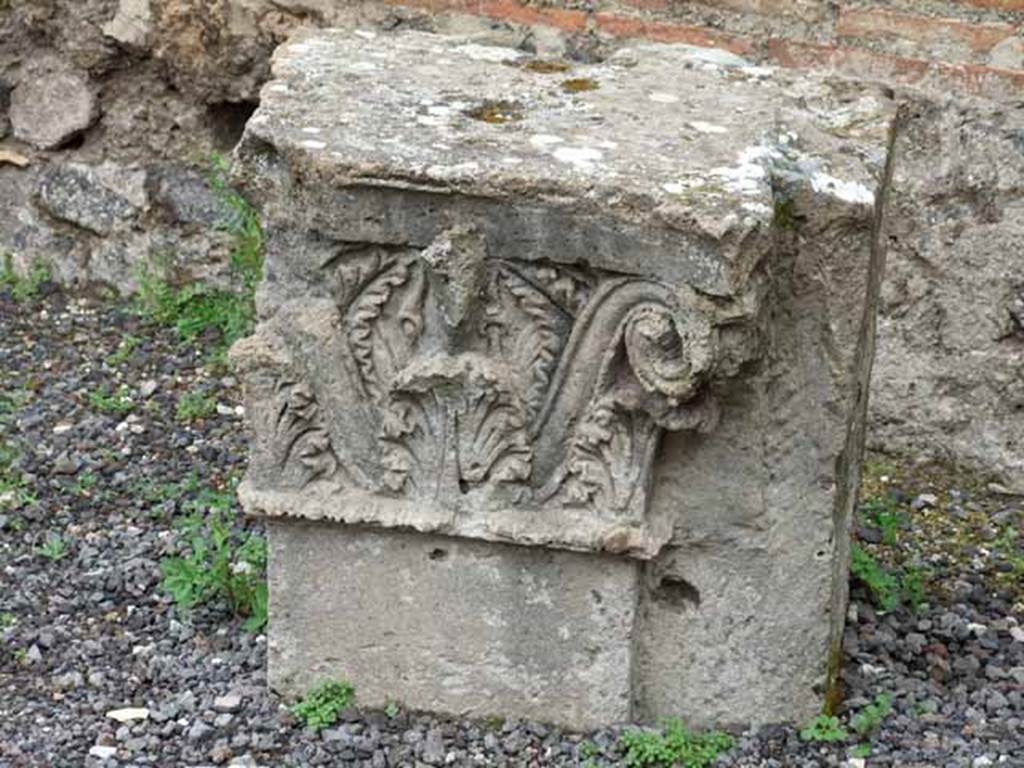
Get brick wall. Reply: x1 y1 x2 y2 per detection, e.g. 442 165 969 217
385 0 1024 99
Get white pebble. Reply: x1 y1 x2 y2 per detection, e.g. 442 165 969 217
106 707 150 723
89 745 118 760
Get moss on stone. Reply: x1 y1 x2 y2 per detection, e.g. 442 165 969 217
561 77 599 93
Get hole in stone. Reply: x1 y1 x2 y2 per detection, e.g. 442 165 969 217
428 548 448 561
653 575 700 609
464 99 522 125
457 477 469 495
61 132 87 151
591 589 603 604
207 100 259 151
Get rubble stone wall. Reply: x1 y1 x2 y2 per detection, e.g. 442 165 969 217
1 0 1021 484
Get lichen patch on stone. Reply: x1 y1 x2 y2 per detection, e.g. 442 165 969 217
810 172 875 205
689 121 728 134
552 146 604 167
454 43 522 63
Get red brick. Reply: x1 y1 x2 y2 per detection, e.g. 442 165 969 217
673 0 829 22
767 38 1024 100
953 0 1024 10
386 0 588 33
838 8 1017 56
594 14 755 55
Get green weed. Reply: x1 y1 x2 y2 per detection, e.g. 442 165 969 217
852 545 929 613
0 254 51 303
619 719 734 768
134 155 263 356
72 472 99 497
292 680 356 731
134 473 202 505
993 526 1024 585
0 612 16 630
0 389 32 423
36 533 69 562
160 484 267 632
850 743 872 758
0 440 34 511
861 495 905 546
106 335 142 366
210 153 264 292
799 715 848 743
176 389 218 423
901 566 927 612
851 693 892 738
851 545 901 612
87 384 135 415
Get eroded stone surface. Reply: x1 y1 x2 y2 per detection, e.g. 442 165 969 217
10 58 98 150
232 30 896 728
269 521 638 729
868 99 1024 489
37 163 146 236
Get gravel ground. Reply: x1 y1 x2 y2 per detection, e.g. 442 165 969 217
1 286 1022 767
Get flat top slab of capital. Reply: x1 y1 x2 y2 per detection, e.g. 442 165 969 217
249 29 893 239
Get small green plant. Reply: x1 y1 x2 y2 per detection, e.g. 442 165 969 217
851 545 900 612
0 440 33 510
901 566 927 612
136 273 255 349
134 472 202 505
134 155 263 357
292 680 356 731
176 389 218 423
13 648 28 663
0 254 51 303
160 485 267 631
72 472 99 497
384 700 400 719
0 388 32 423
0 612 16 630
619 719 734 768
210 153 264 292
861 495 904 546
851 693 892 738
87 384 135 415
850 743 872 759
993 525 1024 585
36 533 69 562
580 741 600 759
106 335 141 366
799 715 848 743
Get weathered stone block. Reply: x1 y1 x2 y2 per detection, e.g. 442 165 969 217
269 520 638 728
232 29 897 729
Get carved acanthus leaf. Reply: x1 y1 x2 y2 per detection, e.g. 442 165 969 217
561 398 660 513
378 354 531 498
347 258 424 401
272 377 341 488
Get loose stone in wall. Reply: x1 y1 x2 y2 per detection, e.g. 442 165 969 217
9 57 98 150
231 30 897 729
